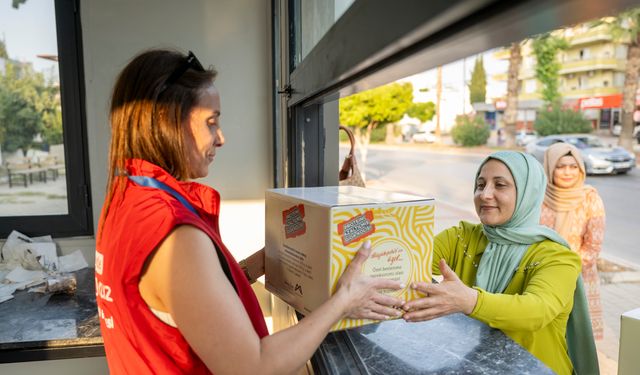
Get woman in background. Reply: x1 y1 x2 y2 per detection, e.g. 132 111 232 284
540 142 606 340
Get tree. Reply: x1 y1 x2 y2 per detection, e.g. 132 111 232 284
12 0 28 9
0 62 62 154
597 9 640 152
0 40 8 59
503 42 522 148
468 56 487 104
532 34 568 105
339 82 414 173
406 101 436 123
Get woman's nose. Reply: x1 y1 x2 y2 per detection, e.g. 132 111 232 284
216 128 225 147
480 186 494 199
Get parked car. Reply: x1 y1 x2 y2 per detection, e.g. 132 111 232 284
412 130 436 143
515 130 538 146
526 134 636 175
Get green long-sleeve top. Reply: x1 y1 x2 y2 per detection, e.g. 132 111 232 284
433 221 581 375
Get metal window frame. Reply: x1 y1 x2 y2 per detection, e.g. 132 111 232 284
0 0 93 238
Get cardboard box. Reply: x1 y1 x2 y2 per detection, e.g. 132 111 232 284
265 186 434 330
618 307 640 375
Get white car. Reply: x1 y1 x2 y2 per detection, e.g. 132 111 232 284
412 130 436 143
526 134 636 175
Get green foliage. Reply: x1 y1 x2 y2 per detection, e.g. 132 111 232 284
0 41 8 59
534 105 592 136
451 115 490 147
595 8 640 44
12 0 28 9
532 35 568 105
370 124 387 143
406 101 436 123
339 82 414 129
468 56 487 104
0 62 63 153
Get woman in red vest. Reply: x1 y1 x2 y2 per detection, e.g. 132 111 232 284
95 49 404 374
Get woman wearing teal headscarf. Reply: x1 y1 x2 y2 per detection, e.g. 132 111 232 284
403 151 598 375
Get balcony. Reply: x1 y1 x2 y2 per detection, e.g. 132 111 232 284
568 29 615 46
560 86 621 99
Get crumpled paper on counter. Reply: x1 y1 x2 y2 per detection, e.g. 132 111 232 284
0 230 88 303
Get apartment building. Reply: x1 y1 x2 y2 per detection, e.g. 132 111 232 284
494 22 637 132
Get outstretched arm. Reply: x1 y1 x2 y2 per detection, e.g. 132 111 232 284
143 227 404 375
402 259 478 321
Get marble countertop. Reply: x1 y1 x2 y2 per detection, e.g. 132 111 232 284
313 313 554 375
0 268 103 362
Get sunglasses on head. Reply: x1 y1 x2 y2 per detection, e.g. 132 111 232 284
160 51 205 92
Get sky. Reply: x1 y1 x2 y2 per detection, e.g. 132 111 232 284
398 50 508 132
0 0 58 76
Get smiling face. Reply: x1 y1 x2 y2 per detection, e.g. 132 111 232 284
183 85 224 179
552 155 581 189
474 159 517 226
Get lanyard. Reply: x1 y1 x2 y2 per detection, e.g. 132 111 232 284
128 176 199 215
128 175 238 293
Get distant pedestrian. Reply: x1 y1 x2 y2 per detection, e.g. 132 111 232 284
497 128 504 146
540 142 605 340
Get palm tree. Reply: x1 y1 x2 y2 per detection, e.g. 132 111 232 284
503 42 522 148
599 9 640 152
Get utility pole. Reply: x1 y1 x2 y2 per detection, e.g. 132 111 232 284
436 66 442 139
462 57 466 114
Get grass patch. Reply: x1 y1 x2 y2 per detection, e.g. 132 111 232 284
0 198 35 204
46 194 67 200
15 191 46 196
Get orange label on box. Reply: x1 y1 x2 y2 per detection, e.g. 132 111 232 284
283 204 306 238
337 211 375 245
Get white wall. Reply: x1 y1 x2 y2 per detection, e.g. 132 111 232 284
4 0 272 372
82 0 272 231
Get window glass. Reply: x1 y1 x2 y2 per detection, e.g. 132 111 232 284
292 0 355 68
0 0 67 217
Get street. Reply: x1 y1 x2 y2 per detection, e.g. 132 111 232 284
345 145 640 267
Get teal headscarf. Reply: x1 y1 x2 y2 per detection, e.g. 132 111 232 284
473 151 599 375
474 151 568 292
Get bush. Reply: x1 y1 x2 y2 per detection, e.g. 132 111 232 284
451 115 491 147
534 105 592 136
370 125 386 143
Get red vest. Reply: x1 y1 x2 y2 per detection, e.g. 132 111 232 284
96 159 269 374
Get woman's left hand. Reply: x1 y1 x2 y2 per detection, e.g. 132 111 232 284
402 259 478 322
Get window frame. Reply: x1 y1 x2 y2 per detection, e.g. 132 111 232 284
0 0 93 238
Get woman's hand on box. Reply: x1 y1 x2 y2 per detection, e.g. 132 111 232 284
239 248 265 284
401 259 478 322
335 240 405 321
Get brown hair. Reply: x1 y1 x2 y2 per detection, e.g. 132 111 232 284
99 49 217 239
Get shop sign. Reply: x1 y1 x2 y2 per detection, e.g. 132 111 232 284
579 94 622 110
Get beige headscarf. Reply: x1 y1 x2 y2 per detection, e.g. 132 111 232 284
543 142 595 241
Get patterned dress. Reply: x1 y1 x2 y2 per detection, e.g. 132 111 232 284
541 189 605 340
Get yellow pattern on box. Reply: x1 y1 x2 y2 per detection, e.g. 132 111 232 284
330 205 434 330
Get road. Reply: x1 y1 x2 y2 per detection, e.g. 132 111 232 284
342 145 640 266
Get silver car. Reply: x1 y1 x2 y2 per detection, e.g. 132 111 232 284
526 134 636 175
